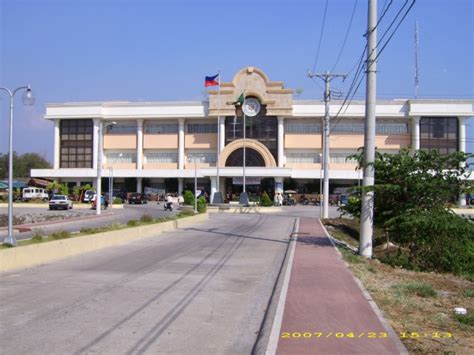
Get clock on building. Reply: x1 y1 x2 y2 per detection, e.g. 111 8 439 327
242 98 261 117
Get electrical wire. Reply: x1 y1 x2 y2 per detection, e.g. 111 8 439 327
311 0 329 73
330 0 359 72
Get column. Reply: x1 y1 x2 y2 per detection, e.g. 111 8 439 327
274 177 284 194
178 118 185 170
458 117 467 206
93 118 100 170
411 116 421 152
137 119 144 170
210 176 217 204
277 117 285 167
178 178 184 195
136 178 143 193
219 116 225 152
459 117 466 153
54 119 60 169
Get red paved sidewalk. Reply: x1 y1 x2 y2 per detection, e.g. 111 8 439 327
276 218 404 355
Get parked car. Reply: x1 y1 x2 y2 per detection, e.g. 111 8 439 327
49 195 73 210
82 190 95 203
23 187 49 202
128 193 148 204
91 195 108 210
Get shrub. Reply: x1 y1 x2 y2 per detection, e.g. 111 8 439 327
385 208 474 276
112 197 123 204
197 196 207 213
454 313 474 326
140 214 154 223
32 235 43 243
183 190 195 206
260 191 273 207
176 210 194 218
127 220 139 227
50 231 71 240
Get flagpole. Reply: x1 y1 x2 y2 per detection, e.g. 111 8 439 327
216 70 221 199
243 91 246 194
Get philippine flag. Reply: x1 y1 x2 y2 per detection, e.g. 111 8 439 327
205 74 219 87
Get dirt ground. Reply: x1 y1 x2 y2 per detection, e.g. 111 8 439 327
323 218 474 354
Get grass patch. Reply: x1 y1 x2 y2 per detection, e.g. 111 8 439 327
50 231 71 240
462 289 474 298
454 313 474 326
337 246 365 264
392 282 437 298
1 211 205 250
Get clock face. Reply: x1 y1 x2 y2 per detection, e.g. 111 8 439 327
242 98 261 117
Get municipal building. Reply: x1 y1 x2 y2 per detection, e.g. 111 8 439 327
31 67 474 204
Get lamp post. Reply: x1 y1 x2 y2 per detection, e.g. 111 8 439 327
1 85 35 246
96 121 116 215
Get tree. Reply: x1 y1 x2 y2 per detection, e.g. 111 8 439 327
341 148 473 227
340 148 474 276
0 152 52 179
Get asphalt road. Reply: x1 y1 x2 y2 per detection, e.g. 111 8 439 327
0 213 295 355
0 203 178 241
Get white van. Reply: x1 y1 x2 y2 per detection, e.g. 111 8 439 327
22 187 49 202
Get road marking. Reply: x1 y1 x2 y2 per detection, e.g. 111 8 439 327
265 218 299 355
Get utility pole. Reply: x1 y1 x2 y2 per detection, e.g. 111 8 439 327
360 0 377 258
414 21 419 99
307 71 347 219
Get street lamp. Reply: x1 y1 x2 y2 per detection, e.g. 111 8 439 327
0 85 35 246
97 121 116 215
188 155 205 213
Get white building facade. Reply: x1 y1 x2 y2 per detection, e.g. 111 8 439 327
32 67 473 203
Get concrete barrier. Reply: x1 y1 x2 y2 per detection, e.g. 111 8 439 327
0 212 208 273
208 206 283 214
0 203 124 209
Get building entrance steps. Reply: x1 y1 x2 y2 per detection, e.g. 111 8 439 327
274 218 407 355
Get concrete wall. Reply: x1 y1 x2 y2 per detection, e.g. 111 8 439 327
104 135 137 149
144 134 178 149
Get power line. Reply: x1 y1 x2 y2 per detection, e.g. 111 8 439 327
330 0 359 72
311 0 329 73
331 0 417 131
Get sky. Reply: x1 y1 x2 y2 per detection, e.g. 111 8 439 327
0 0 473 163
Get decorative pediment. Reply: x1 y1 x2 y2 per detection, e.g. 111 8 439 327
208 67 293 117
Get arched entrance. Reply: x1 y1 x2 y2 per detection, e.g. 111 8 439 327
225 148 265 167
218 139 277 168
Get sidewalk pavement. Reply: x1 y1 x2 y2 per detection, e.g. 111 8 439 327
275 218 406 355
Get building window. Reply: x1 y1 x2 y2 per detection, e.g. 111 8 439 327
286 123 321 133
331 123 408 134
225 116 278 162
420 117 458 154
145 152 178 164
187 152 217 164
105 152 136 164
106 123 137 134
187 123 217 134
376 123 408 134
330 153 358 164
145 123 179 134
286 152 321 164
60 119 93 168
